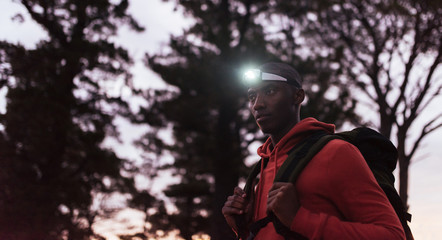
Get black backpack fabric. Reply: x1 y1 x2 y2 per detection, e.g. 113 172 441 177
240 127 413 240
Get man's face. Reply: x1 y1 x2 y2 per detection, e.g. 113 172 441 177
247 81 299 136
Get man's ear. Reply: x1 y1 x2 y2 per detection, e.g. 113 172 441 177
293 89 305 105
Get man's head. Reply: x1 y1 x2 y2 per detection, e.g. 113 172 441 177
245 62 305 142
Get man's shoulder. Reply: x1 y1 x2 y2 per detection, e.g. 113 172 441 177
316 138 362 160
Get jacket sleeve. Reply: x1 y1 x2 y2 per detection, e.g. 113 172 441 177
289 140 406 240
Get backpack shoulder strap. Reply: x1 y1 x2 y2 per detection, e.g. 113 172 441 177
243 130 328 196
243 158 265 198
275 132 340 183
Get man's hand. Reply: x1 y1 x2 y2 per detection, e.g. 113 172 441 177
266 182 300 227
222 186 253 235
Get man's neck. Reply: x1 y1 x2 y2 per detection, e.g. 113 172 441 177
270 120 299 147
268 109 301 147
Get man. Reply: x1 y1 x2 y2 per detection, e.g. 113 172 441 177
222 62 405 239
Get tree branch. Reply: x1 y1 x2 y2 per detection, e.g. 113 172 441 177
405 42 442 128
235 0 253 49
21 0 68 46
391 11 421 117
350 1 396 122
384 13 403 95
416 83 442 116
407 114 442 159
347 70 377 102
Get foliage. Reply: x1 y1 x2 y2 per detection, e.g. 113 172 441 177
0 0 143 239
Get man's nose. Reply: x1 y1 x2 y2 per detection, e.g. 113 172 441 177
252 93 265 110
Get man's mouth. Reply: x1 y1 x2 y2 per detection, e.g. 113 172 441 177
256 113 271 122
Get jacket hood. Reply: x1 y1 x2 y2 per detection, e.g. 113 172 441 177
257 117 335 158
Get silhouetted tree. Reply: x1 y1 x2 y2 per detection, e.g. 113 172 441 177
0 0 143 239
119 190 171 240
273 0 442 207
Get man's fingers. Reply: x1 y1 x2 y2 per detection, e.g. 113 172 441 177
268 183 287 198
223 186 254 234
227 194 247 204
268 182 295 197
223 194 248 215
234 186 246 198
222 205 244 215
266 195 279 215
225 199 246 210
267 183 294 211
269 182 291 191
267 190 283 207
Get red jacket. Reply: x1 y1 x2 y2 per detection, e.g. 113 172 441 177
253 118 405 239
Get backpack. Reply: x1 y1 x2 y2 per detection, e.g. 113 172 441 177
239 127 414 240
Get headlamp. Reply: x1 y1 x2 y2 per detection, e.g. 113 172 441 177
242 69 288 85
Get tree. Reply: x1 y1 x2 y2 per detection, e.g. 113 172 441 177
139 0 358 239
119 190 171 240
273 0 442 207
0 0 143 239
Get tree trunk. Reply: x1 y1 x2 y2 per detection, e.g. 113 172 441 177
210 102 241 240
378 110 394 139
398 155 410 210
182 196 193 240
211 166 239 240
397 129 409 209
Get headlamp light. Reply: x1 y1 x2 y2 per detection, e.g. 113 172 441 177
242 69 288 86
243 69 261 84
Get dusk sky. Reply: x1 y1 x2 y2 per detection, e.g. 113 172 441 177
0 0 441 239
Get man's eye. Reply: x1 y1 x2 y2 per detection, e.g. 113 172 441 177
266 88 276 95
248 94 256 101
